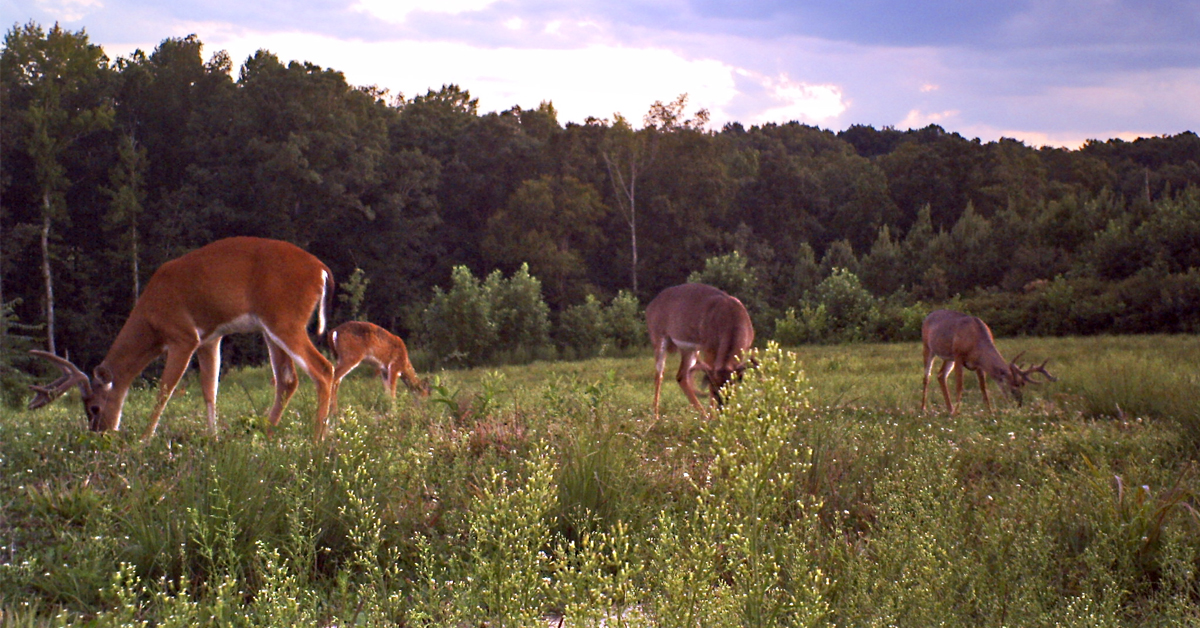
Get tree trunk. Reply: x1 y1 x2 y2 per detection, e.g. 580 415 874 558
40 203 56 355
629 167 638 295
131 221 140 308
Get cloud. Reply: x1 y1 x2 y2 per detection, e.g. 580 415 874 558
898 108 960 130
160 28 738 124
747 73 847 125
12 0 1198 146
352 0 500 24
30 0 104 22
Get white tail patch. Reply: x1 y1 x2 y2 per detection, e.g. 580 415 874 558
317 269 329 335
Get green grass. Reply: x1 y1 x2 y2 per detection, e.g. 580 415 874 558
2 336 1199 626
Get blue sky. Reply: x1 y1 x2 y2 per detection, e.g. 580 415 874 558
5 0 1198 147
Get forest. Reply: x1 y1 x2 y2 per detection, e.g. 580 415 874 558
3 22 1200 377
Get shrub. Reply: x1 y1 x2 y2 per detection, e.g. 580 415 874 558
604 290 643 351
557 291 644 359
419 264 551 367
420 266 497 367
486 263 551 358
773 304 828 346
557 295 606 358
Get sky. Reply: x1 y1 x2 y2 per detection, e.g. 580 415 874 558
5 0 1199 148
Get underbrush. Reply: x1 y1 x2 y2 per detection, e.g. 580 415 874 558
1 338 1198 626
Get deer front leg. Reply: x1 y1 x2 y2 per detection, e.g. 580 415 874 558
652 340 669 420
675 350 708 417
141 343 198 440
921 351 935 412
330 354 364 417
954 366 965 406
196 339 222 436
977 371 992 412
381 364 398 397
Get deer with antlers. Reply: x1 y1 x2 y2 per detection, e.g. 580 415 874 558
329 321 428 413
28 237 337 441
646 283 755 420
921 309 1056 414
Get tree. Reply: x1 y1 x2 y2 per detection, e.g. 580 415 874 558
102 133 148 308
601 94 710 296
483 175 606 307
1 22 114 353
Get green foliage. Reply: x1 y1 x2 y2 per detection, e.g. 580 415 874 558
556 290 644 359
687 250 760 301
336 266 370 322
484 262 551 359
557 294 606 358
0 299 39 408
420 265 497 367
605 290 644 350
419 264 551 367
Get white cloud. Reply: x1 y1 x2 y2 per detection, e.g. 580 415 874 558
33 0 104 22
748 73 847 125
899 108 960 129
352 0 500 24
181 30 739 125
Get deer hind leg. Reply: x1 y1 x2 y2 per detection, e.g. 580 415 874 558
675 349 708 416
272 330 333 442
265 337 299 430
937 359 957 415
141 342 199 440
196 339 222 435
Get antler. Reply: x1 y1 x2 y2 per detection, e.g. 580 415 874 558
28 350 92 409
1021 358 1058 383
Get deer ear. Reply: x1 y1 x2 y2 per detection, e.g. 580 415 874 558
93 365 114 388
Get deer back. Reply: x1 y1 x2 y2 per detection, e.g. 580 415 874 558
646 283 754 369
923 309 1012 377
332 321 404 364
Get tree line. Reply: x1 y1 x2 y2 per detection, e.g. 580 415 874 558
3 22 1200 375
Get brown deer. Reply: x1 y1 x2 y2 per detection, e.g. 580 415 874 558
646 283 755 419
28 237 337 441
921 309 1056 414
329 321 428 412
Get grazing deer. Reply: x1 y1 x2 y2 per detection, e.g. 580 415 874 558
28 237 337 441
329 321 428 412
921 309 1056 414
646 283 755 419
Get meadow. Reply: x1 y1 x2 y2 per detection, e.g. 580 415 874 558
1 335 1198 626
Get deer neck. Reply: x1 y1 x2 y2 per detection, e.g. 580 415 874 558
974 346 1013 382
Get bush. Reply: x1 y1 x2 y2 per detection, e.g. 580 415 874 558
486 263 551 358
557 295 606 358
420 264 551 367
773 304 828 346
556 291 645 359
604 290 643 351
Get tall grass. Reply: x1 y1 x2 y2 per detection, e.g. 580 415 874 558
1 336 1198 625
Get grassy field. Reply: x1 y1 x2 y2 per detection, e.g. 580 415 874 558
1 336 1198 626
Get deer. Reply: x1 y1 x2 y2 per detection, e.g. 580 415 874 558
921 309 1057 415
646 283 755 420
329 321 429 413
27 236 337 442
